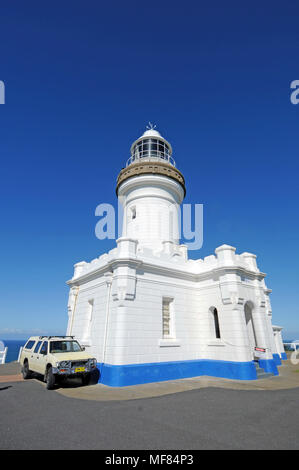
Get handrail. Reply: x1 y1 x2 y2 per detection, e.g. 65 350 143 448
283 341 299 350
126 153 176 167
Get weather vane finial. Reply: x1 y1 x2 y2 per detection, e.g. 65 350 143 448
146 122 157 131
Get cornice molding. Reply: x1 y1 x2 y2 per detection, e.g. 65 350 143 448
67 256 265 287
116 161 186 197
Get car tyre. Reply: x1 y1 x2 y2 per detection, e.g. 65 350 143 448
46 366 56 390
81 373 91 386
22 361 32 379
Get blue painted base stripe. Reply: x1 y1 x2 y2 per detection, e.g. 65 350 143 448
258 358 279 375
281 352 287 360
96 359 258 387
272 353 282 366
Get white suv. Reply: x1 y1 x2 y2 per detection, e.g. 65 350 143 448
20 336 98 390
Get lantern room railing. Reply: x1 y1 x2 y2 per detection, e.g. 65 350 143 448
126 152 176 167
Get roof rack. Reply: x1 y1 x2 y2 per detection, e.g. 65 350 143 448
38 336 75 340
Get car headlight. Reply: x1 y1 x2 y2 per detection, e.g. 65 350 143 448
89 358 97 366
59 361 70 368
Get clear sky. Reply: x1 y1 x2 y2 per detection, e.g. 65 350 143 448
0 0 298 340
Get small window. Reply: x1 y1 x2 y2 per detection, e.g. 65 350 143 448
131 206 136 220
213 308 221 339
33 341 42 353
24 340 35 350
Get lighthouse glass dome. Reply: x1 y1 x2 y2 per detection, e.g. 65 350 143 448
127 128 176 167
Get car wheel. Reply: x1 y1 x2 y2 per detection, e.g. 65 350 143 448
46 366 56 390
22 361 32 379
57 375 67 385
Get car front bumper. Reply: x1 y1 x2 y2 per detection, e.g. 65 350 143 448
52 363 97 375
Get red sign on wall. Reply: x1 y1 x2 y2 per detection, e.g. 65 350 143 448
255 347 266 353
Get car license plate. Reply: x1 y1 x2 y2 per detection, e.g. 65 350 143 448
75 367 85 373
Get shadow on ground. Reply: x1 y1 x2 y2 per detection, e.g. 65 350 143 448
31 369 100 390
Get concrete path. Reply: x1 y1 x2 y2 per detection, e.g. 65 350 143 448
0 362 24 383
1 356 299 449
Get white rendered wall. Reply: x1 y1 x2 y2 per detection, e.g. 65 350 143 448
273 328 285 356
67 277 109 362
278 330 286 355
118 174 184 253
67 242 279 369
103 270 266 367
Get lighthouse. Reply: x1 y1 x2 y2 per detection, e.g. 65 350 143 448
66 125 286 387
116 125 185 252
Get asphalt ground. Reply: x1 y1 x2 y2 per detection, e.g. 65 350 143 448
0 360 299 450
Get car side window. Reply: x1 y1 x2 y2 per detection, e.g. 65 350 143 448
40 341 48 355
24 340 36 350
33 341 42 353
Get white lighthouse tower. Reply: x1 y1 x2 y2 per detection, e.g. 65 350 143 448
66 125 286 387
117 125 185 252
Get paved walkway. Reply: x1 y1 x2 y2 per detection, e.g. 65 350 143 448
1 354 299 401
0 362 24 383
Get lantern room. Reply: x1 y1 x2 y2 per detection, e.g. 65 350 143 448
127 124 176 167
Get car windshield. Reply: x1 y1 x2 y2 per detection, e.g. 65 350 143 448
50 340 82 353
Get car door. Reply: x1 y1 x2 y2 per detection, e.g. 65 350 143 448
29 340 42 372
35 341 48 375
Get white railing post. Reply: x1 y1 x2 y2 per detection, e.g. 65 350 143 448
0 346 8 365
18 346 23 363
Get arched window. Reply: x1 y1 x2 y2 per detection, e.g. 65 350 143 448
213 308 221 339
131 206 136 219
209 307 221 339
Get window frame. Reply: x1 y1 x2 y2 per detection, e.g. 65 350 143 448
39 341 48 356
213 308 221 339
33 341 42 354
132 138 170 161
24 340 36 350
162 297 175 339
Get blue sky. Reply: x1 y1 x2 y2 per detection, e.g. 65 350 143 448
0 0 298 340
